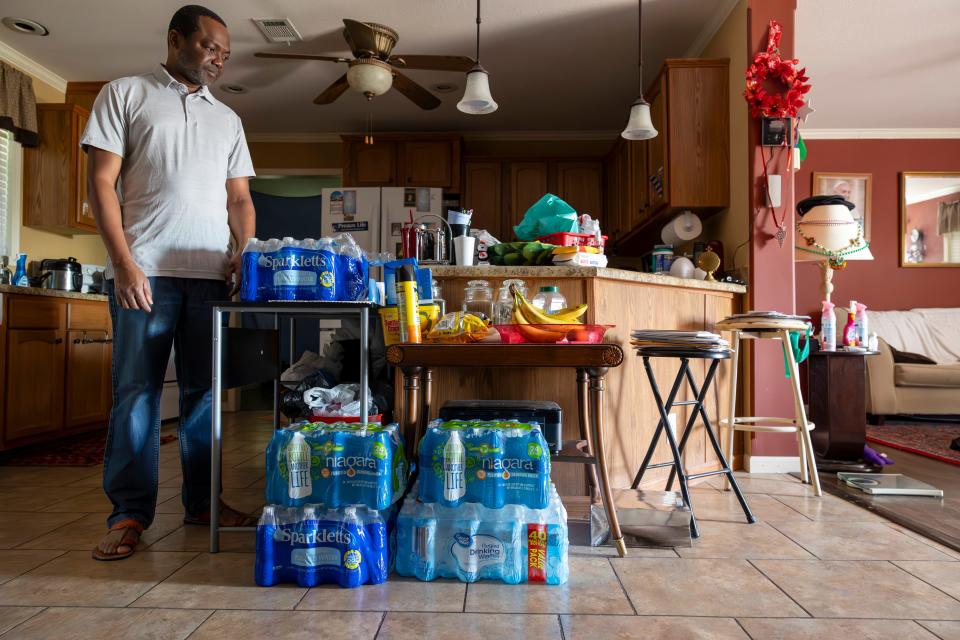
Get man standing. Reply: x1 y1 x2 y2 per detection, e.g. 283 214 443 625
83 5 256 560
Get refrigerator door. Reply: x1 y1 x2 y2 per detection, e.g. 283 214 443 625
321 187 382 254
380 187 443 259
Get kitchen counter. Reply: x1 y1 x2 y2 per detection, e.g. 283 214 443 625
0 284 107 302
428 265 746 294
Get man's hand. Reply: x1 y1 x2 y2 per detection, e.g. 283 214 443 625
113 260 153 312
226 252 242 297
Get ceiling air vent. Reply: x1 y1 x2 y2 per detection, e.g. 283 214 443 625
252 18 303 44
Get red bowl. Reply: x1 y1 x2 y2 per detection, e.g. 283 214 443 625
493 324 613 344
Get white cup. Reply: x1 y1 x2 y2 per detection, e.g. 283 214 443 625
453 235 476 266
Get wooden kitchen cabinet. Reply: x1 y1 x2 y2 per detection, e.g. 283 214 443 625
65 329 112 429
5 329 66 441
508 162 549 230
554 162 603 220
345 140 398 186
23 103 97 235
341 134 462 191
463 162 503 240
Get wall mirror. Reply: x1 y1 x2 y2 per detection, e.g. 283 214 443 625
900 172 960 267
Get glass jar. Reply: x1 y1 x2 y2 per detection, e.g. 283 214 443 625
493 278 527 325
462 279 494 321
532 286 567 314
431 279 446 316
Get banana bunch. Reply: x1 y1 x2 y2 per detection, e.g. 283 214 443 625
509 285 588 343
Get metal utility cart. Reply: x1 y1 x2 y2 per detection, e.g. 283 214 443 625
208 300 377 553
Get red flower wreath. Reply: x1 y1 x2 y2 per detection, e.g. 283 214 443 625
744 20 811 118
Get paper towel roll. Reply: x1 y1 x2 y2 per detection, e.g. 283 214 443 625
660 211 702 245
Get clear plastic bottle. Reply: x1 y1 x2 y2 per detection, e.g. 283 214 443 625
286 431 312 500
462 279 494 320
532 286 566 314
493 279 527 325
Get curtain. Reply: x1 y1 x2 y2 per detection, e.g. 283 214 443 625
939 200 960 235
0 62 38 147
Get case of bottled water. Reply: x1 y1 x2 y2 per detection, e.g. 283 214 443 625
240 234 369 302
255 504 389 588
265 422 408 511
395 484 568 585
417 420 551 509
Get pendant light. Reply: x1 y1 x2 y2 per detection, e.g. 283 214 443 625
621 0 657 140
458 0 498 115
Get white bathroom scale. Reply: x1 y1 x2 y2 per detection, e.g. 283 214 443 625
838 473 944 497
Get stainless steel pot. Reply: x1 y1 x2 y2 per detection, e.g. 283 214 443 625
39 257 83 292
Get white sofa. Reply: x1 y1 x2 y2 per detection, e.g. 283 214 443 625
856 307 960 418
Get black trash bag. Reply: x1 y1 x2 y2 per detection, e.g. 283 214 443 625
279 369 337 421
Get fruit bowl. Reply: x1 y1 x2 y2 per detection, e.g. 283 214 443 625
494 324 613 344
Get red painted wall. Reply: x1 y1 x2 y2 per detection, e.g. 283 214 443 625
795 139 960 318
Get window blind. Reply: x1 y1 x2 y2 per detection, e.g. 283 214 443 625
0 130 10 258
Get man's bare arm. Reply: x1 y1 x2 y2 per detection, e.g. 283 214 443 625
87 147 152 312
225 176 256 296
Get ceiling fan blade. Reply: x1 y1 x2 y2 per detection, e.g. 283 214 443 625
342 19 381 57
254 51 350 63
391 71 441 110
313 74 350 105
388 54 476 72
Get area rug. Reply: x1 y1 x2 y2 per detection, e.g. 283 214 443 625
866 421 960 466
0 432 177 467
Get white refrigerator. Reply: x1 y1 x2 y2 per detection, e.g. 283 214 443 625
321 187 443 257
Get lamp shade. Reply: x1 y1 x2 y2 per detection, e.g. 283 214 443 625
621 98 657 140
346 59 394 96
795 196 873 262
457 65 498 114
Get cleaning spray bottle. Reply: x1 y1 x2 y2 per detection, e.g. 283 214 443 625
855 302 869 347
12 253 28 287
820 300 836 351
842 300 858 347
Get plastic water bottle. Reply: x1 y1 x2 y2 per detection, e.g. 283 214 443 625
443 429 466 502
451 502 480 581
240 238 261 302
286 431 312 500
532 286 566 314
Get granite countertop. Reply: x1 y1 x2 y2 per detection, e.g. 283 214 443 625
0 284 108 301
428 265 747 294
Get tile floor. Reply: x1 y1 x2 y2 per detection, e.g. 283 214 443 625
0 413 958 639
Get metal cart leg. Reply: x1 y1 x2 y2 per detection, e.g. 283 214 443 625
360 307 369 424
273 313 280 427
210 306 223 553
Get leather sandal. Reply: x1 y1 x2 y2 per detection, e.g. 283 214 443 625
91 519 144 561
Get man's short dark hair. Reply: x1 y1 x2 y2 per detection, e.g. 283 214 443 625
169 5 226 39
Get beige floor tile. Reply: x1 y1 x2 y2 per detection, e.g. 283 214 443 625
148 525 255 553
885 523 960 560
380 613 560 640
131 552 305 610
752 559 960 619
0 606 45 635
612 557 806 617
192 610 383 640
0 485 91 512
465 556 633 615
918 621 960 640
562 615 749 640
154 493 185 514
299 576 466 612
768 522 955 560
676 521 814 559
39 487 180 513
0 512 86 549
570 545 678 558
0 466 101 487
0 550 196 607
687 492 808 523
738 618 938 640
5 606 212 640
0 550 65 584
707 474 815 497
894 561 960 600
18 512 184 551
771 494 883 522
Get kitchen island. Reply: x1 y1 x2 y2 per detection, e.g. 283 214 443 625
422 265 746 496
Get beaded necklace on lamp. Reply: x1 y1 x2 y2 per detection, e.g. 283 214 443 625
795 219 870 269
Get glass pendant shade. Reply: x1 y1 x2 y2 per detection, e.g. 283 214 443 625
457 65 498 114
621 98 657 140
346 59 394 96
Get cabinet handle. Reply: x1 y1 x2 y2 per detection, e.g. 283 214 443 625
73 332 113 344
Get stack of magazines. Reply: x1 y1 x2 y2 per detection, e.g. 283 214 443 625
630 330 731 355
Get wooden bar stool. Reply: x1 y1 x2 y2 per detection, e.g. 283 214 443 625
715 318 821 497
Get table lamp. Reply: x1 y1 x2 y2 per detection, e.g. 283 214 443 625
795 195 873 305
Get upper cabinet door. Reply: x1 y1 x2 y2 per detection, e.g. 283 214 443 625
508 162 549 231
646 75 669 213
463 162 503 240
400 140 453 188
629 140 649 227
74 110 96 231
555 162 603 220
350 140 398 186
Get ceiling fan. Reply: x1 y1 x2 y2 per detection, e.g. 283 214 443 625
254 19 476 110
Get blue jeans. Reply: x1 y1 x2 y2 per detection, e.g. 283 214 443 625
103 277 227 529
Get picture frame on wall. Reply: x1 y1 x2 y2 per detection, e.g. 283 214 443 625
812 172 873 241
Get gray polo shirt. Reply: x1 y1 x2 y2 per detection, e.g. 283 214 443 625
81 64 255 280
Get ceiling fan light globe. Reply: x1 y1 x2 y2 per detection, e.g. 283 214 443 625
621 98 658 140
346 59 394 96
457 66 498 115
